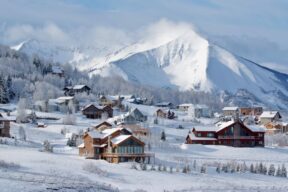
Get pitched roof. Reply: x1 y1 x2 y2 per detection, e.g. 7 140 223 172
87 131 104 138
260 111 279 118
223 107 239 111
111 135 132 145
73 85 87 90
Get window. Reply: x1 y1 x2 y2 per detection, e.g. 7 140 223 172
207 133 214 138
258 133 263 137
197 133 202 137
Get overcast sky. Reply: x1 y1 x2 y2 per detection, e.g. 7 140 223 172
0 0 287 72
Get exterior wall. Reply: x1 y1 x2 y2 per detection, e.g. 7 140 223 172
0 121 10 137
223 110 238 117
186 122 265 147
240 107 263 116
156 110 167 118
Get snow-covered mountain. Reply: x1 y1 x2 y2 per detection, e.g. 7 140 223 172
10 39 114 70
89 30 288 109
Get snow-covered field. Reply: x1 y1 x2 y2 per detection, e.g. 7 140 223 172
1 105 288 192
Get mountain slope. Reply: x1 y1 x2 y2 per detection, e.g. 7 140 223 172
90 30 288 108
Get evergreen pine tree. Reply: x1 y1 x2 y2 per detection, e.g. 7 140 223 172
160 130 166 141
281 164 287 177
268 164 275 176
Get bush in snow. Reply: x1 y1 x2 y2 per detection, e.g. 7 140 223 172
18 126 26 141
281 164 287 177
82 162 108 176
216 164 221 173
150 164 156 171
169 166 173 173
43 140 53 153
160 130 166 141
268 164 275 176
0 160 20 170
200 165 206 174
62 114 76 125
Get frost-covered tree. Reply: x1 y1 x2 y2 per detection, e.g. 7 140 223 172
17 98 28 123
268 164 275 176
18 126 26 141
281 164 287 177
200 165 206 173
216 164 221 173
160 130 166 141
43 140 53 152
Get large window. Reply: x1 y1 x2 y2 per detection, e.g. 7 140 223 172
207 133 215 138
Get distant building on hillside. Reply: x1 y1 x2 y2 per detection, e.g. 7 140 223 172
155 102 174 109
239 107 263 116
118 108 147 124
185 119 265 147
259 111 281 125
91 121 113 132
63 85 91 96
51 66 64 77
178 104 212 118
0 113 11 138
222 107 239 117
82 104 113 119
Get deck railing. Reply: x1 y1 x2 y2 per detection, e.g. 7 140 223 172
218 136 255 139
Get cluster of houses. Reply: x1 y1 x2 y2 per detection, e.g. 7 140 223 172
185 106 287 147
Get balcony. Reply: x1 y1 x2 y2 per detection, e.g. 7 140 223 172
218 136 255 139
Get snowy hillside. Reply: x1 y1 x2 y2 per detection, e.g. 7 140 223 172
89 30 288 108
11 39 114 70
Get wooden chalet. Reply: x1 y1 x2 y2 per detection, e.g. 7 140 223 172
51 66 64 77
99 95 122 107
78 127 154 163
264 122 288 134
155 109 167 118
222 107 239 117
118 108 147 124
239 107 263 116
82 104 113 119
0 114 10 137
185 119 265 147
259 111 281 125
155 102 174 109
64 85 91 96
91 121 113 132
120 124 151 137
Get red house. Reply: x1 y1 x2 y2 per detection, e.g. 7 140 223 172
185 120 265 147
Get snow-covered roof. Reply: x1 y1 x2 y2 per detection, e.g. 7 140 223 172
215 120 235 131
52 66 63 74
87 131 104 139
93 144 107 148
223 107 239 111
247 125 266 132
78 143 84 148
73 85 89 90
178 103 193 107
188 133 217 141
111 135 131 145
57 96 74 101
260 111 279 118
155 102 172 106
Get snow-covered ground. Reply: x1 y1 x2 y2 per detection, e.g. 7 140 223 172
1 104 288 192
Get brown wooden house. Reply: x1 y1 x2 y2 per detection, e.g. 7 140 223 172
0 114 10 138
78 127 154 163
92 121 113 132
64 85 91 96
239 107 263 116
120 124 151 137
82 104 113 119
155 109 167 118
185 119 265 147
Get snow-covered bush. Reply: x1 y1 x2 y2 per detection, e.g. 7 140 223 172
18 126 26 141
62 114 77 125
43 140 53 153
82 162 108 176
0 160 20 170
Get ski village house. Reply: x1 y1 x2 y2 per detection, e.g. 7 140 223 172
78 127 154 163
185 119 265 147
63 85 91 96
82 104 113 119
259 111 282 125
0 113 10 137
